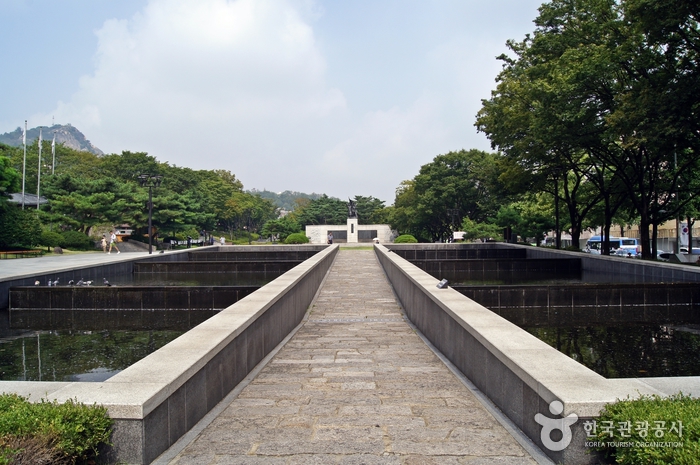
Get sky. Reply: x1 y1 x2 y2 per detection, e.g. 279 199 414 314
0 0 543 204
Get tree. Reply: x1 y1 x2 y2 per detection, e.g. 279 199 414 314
292 195 347 226
392 150 505 242
353 195 386 224
0 206 41 248
261 216 301 241
41 173 141 235
460 217 502 242
477 0 700 258
0 154 20 200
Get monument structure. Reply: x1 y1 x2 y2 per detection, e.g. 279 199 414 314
304 199 395 244
347 198 359 243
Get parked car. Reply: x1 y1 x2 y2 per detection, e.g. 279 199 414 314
614 248 638 258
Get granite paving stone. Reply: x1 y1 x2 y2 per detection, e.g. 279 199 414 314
168 249 538 464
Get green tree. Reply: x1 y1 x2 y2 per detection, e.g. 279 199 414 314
477 0 700 258
42 174 140 235
0 207 42 248
261 216 302 241
460 217 502 242
353 195 386 224
392 150 505 242
292 194 347 226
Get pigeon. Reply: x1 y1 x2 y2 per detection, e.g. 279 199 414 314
35 280 40 286
53 277 59 285
47 280 52 286
103 278 112 287
85 280 93 286
76 279 85 286
68 279 75 286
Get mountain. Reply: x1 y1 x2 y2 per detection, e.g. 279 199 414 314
0 124 104 155
248 189 323 211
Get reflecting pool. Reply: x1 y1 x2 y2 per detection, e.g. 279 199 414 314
524 324 700 378
0 329 183 382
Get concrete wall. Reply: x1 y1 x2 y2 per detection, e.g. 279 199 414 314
375 243 700 464
305 224 394 244
456 282 700 327
519 243 700 283
0 244 338 464
9 286 259 330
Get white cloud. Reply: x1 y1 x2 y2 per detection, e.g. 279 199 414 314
37 0 347 174
26 0 541 204
320 95 450 201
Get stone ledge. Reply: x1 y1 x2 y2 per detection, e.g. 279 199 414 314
0 244 338 464
375 243 700 465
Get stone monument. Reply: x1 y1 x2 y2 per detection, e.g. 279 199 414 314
347 198 358 243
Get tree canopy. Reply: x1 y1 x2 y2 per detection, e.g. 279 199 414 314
475 0 700 257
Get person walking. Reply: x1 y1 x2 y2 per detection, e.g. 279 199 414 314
108 230 120 254
327 232 333 244
220 236 225 246
101 234 107 253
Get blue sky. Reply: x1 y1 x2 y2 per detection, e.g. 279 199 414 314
0 0 543 203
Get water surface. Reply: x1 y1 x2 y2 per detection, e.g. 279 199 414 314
524 324 700 378
0 329 183 382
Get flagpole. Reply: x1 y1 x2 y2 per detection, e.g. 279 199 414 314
52 131 56 174
22 120 27 209
37 128 42 210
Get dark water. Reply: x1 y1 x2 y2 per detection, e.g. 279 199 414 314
524 324 700 378
0 329 183 382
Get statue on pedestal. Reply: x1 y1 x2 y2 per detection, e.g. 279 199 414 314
347 198 357 218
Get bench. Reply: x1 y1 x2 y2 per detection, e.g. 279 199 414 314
0 249 44 259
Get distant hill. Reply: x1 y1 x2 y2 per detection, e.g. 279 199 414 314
0 124 104 155
249 189 323 211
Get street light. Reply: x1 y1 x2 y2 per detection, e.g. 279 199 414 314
138 174 163 254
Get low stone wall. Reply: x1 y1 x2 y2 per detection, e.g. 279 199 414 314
186 248 325 261
520 243 700 283
0 244 338 464
375 243 700 464
9 286 259 330
455 282 700 326
132 260 304 274
406 258 581 283
389 245 525 260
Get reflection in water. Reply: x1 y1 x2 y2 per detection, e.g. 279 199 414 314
0 330 183 382
524 324 700 378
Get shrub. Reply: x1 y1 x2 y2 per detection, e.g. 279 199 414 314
40 231 63 250
0 394 112 464
394 234 418 243
592 393 700 465
59 231 93 250
285 233 309 244
0 206 42 248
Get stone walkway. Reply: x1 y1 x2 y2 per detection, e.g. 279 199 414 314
166 249 540 464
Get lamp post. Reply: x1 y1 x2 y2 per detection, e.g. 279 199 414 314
138 174 163 254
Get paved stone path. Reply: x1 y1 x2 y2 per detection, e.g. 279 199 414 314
167 249 539 464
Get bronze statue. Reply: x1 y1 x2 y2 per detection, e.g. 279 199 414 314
347 198 357 218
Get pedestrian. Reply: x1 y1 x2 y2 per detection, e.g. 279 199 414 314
327 232 333 244
108 230 120 254
220 236 225 246
101 234 107 253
